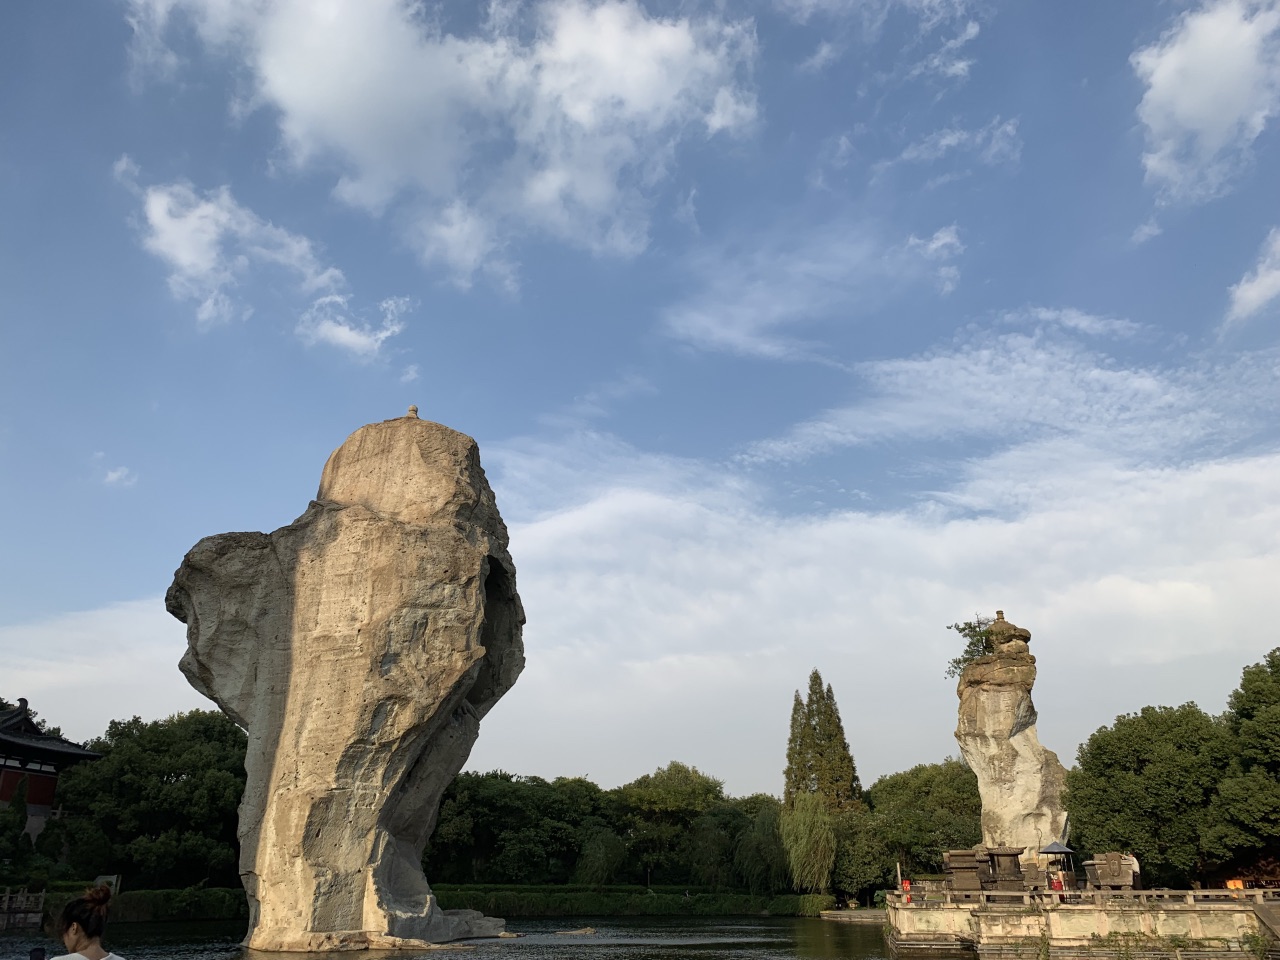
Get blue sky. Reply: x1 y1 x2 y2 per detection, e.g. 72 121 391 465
3 0 1280 796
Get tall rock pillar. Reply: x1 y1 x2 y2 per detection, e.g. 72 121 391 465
166 409 525 951
954 611 1067 862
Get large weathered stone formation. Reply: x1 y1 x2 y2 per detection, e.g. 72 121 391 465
166 409 525 951
954 611 1068 862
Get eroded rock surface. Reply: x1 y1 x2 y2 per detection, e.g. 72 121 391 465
166 410 524 951
954 611 1067 861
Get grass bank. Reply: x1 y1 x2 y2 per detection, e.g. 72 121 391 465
431 885 836 917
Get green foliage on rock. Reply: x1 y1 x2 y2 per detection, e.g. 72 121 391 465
944 615 994 678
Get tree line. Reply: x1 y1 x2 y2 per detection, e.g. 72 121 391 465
16 640 1272 897
0 677 980 900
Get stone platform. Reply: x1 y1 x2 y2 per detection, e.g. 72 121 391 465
887 889 1278 960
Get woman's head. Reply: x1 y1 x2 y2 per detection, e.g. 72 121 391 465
58 884 111 948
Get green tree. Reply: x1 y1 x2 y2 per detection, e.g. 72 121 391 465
1203 649 1280 877
832 808 890 904
867 759 982 876
49 710 247 888
615 762 725 886
944 615 994 678
1065 703 1234 887
423 772 610 884
780 791 836 893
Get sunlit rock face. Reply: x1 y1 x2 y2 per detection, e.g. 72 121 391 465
166 410 525 951
954 612 1068 862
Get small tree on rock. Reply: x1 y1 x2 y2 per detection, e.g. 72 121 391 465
944 614 995 678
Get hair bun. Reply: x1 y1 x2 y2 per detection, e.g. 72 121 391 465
83 885 112 909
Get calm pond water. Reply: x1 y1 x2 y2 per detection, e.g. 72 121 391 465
2 916 889 960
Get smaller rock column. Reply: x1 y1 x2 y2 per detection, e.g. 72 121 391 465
954 611 1068 862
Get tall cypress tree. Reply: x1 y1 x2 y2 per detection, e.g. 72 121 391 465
783 690 813 805
814 681 861 812
784 669 862 814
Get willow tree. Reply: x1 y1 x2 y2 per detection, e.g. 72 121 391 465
780 792 836 893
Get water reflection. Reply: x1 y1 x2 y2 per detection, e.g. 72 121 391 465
1 916 890 960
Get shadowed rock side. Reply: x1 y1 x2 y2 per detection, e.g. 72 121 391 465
165 412 525 951
954 612 1068 862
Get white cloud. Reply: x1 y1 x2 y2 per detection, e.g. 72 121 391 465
116 158 343 325
799 40 842 73
673 187 700 233
17 321 1280 794
118 159 405 358
295 295 409 359
662 220 966 358
1226 226 1280 328
1131 218 1163 245
128 0 758 285
906 224 964 292
103 466 139 488
1132 0 1280 204
1011 306 1144 339
899 115 1021 166
468 420 1280 792
0 599 207 743
400 364 420 384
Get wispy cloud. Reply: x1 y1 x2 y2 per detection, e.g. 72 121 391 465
1225 226 1280 329
775 0 973 31
742 317 1278 471
906 20 982 81
127 0 758 286
1132 0 1280 205
662 220 966 359
898 115 1021 166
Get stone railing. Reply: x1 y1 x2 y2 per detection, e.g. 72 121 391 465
888 889 1280 909
0 888 46 931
